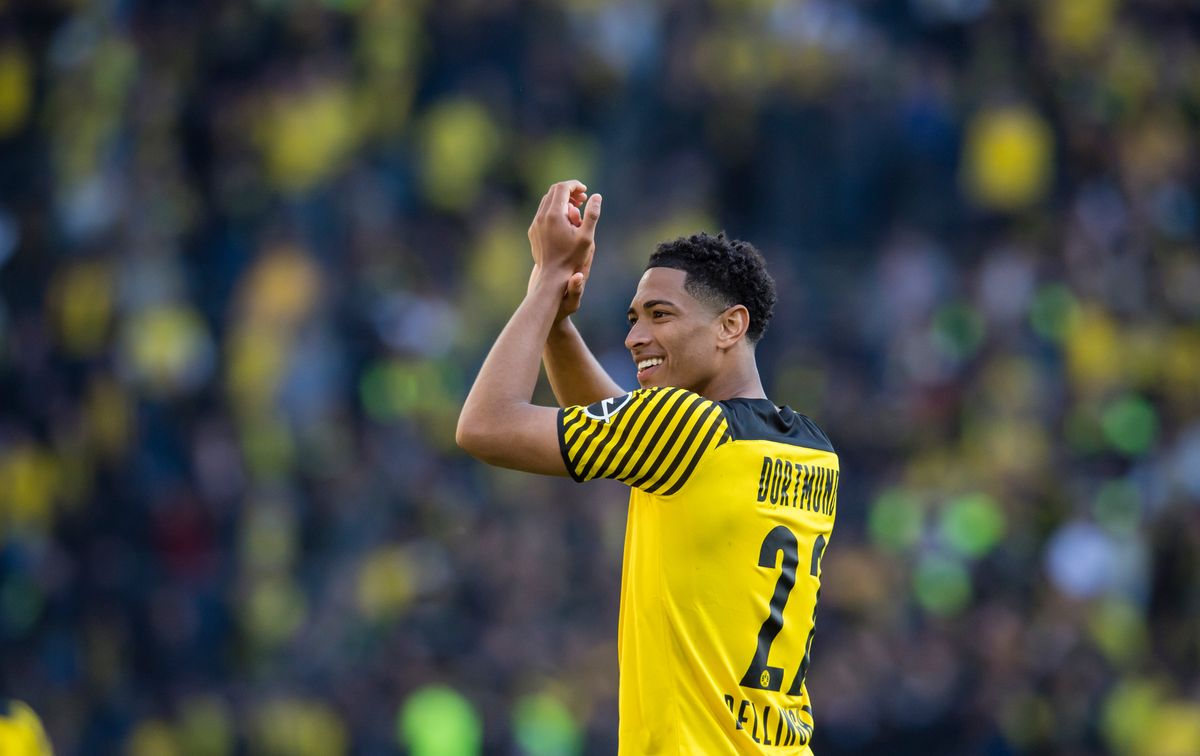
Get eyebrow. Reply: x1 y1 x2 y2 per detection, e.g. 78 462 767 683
627 299 678 316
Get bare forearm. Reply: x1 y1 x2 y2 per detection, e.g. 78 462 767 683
459 273 565 436
544 319 625 407
456 269 573 475
457 179 602 473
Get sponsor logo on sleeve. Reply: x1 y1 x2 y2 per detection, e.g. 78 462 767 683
584 393 633 423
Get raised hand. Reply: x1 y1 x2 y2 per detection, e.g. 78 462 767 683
527 180 602 277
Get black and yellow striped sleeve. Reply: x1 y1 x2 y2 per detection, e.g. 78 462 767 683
557 387 731 495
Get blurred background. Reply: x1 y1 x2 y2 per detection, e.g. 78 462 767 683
1 0 1198 754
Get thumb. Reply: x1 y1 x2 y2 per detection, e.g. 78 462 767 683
563 272 586 309
568 271 586 296
581 193 602 234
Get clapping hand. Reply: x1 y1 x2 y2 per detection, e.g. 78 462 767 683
527 180 602 323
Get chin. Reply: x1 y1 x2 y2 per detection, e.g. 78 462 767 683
637 365 681 389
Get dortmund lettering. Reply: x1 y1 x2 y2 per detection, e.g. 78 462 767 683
753 454 839 516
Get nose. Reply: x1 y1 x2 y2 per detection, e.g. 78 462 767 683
625 317 650 352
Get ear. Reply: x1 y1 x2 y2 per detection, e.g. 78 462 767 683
716 305 751 349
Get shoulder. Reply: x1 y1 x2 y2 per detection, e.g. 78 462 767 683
558 387 732 491
563 387 728 428
717 398 835 453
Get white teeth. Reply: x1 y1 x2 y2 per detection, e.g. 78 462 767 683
637 358 663 370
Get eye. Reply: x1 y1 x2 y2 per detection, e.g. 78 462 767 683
651 310 668 319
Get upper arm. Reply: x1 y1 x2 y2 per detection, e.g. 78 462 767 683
457 403 569 477
560 387 730 494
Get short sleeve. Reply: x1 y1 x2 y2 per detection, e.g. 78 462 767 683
557 387 731 495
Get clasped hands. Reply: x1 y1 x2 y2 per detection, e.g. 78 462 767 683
527 180 602 323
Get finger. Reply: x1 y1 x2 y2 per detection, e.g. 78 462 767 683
535 188 552 218
570 271 585 294
565 272 586 305
547 182 571 217
553 180 586 215
567 184 587 227
559 179 587 197
580 192 602 234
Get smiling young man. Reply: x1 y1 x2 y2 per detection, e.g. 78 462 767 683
457 181 840 754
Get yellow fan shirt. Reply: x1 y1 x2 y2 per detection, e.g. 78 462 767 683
559 387 839 754
0 700 53 756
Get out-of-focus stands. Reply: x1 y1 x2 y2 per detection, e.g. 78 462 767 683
0 1 1198 754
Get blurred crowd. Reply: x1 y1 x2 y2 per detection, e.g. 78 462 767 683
0 0 1198 754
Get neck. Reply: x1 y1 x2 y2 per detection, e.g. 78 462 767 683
696 352 767 401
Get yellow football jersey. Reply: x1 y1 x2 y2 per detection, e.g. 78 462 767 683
559 387 839 754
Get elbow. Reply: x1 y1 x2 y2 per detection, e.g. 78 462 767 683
456 426 503 465
455 411 478 454
455 408 493 460
457 400 533 467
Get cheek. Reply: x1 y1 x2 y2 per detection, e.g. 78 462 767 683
667 325 714 366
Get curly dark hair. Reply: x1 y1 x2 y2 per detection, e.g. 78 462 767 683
646 232 777 344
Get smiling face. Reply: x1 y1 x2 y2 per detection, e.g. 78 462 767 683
625 267 727 392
